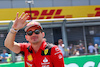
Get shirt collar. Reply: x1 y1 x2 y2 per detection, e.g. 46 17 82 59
40 41 47 50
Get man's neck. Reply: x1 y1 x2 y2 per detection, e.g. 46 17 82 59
31 40 43 53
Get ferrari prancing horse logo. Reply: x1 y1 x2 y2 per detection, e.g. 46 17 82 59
44 49 49 55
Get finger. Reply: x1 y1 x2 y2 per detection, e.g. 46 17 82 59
22 13 29 20
16 12 19 19
19 12 25 19
22 15 30 24
24 15 30 20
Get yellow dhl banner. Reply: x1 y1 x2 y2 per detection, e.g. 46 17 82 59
0 5 100 21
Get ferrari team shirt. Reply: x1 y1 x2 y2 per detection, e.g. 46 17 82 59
19 41 64 67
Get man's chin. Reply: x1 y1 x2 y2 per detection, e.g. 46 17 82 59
31 41 39 44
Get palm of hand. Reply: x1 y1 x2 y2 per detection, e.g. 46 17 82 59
12 12 29 30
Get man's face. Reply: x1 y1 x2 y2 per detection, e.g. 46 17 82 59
25 26 44 44
58 40 63 45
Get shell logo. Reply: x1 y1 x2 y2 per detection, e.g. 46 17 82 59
27 54 33 61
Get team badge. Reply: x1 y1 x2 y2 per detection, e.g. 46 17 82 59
44 49 49 55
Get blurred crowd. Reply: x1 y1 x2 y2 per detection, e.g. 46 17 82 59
0 49 24 63
68 43 100 56
57 39 100 57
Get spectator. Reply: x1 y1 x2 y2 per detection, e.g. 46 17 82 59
79 44 85 55
58 39 65 56
73 45 80 56
73 44 85 56
0 49 10 63
16 53 24 62
7 54 12 63
94 44 99 54
68 44 74 56
98 44 100 53
68 44 73 50
88 43 95 54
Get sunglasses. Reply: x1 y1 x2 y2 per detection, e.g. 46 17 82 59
26 29 42 36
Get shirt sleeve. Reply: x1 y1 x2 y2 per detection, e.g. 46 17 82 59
6 53 9 57
51 45 64 67
19 43 27 52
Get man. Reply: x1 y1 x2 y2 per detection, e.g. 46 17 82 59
4 12 64 67
88 43 95 54
0 49 10 62
58 39 65 57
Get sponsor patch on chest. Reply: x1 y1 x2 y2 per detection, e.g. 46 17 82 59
41 57 50 67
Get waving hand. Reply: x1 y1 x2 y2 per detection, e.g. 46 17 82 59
12 12 29 30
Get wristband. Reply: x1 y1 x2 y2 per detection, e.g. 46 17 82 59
9 30 16 34
11 27 19 32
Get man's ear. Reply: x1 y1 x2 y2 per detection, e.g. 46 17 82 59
25 35 28 41
42 32 45 38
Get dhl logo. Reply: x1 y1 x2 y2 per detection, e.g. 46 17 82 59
25 8 100 20
88 8 100 17
25 9 72 20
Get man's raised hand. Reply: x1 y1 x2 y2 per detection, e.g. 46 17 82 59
12 12 29 30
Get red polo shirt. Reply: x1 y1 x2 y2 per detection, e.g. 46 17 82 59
19 41 64 67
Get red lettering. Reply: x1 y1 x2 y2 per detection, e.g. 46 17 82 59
25 9 66 19
41 10 55 15
53 9 65 18
46 16 52 19
39 9 55 19
39 17 44 19
55 9 62 15
25 10 39 20
95 8 100 10
95 8 100 16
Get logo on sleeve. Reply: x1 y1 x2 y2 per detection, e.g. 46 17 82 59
54 48 62 55
58 54 63 59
